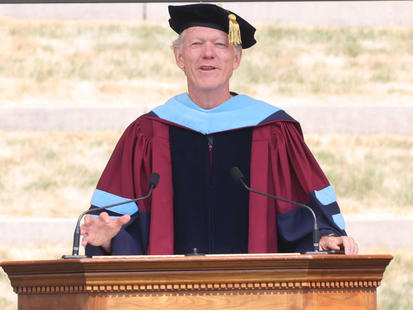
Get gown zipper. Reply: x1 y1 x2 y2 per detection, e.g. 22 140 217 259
207 135 214 175
207 134 214 252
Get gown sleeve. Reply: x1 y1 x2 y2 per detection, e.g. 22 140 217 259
268 121 347 253
85 117 153 256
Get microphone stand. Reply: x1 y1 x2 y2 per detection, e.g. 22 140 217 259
62 173 159 259
230 167 329 255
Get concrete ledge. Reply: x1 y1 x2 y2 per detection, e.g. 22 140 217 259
0 217 411 250
287 105 413 136
0 218 77 245
0 106 149 131
345 217 413 250
1 105 413 135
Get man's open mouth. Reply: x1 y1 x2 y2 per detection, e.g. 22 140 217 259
200 66 216 71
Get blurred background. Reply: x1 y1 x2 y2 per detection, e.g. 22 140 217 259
0 1 412 309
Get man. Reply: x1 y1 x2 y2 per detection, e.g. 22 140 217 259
82 3 358 256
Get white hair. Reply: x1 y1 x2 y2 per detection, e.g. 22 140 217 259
171 31 186 52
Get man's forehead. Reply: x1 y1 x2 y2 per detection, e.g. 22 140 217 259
184 27 229 40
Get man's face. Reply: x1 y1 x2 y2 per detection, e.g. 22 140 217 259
174 26 242 95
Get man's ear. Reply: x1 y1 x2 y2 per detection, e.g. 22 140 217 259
174 46 185 70
233 48 242 70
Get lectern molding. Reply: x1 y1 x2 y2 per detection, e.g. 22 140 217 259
1 254 393 310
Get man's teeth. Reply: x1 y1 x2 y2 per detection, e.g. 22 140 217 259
200 66 215 70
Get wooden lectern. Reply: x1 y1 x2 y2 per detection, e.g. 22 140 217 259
1 254 392 310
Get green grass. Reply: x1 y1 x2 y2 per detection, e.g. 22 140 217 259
306 135 413 215
0 131 117 218
1 18 412 310
1 20 413 106
377 250 413 310
234 25 413 98
3 21 178 82
0 132 412 218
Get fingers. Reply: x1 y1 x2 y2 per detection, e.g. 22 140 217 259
82 213 95 227
319 236 359 255
80 212 130 248
81 214 96 247
99 211 112 224
342 236 359 255
80 214 94 237
81 231 93 247
329 237 341 251
319 235 339 251
118 214 131 225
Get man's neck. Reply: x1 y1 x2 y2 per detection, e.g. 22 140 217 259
188 88 232 110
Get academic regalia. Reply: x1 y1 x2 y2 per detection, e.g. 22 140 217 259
85 93 347 257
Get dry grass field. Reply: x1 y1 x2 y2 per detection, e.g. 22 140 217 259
0 132 412 219
1 19 412 218
1 19 413 310
1 19 413 107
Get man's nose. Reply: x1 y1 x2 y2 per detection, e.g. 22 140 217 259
202 43 215 58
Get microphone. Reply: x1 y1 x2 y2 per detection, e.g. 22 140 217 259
230 167 326 254
62 173 160 259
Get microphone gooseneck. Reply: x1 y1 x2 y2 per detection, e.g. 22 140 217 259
62 173 160 259
230 167 322 254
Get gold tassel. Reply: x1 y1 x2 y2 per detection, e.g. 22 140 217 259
228 13 242 46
